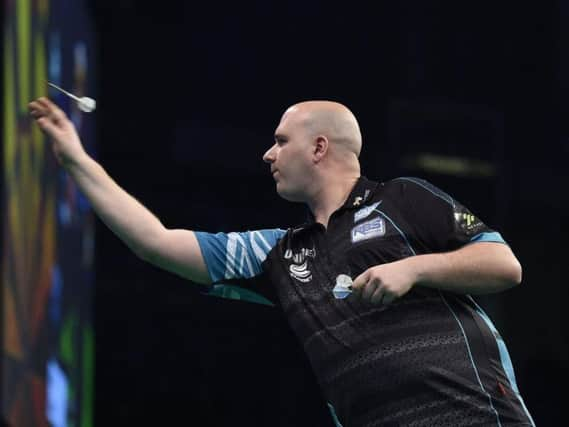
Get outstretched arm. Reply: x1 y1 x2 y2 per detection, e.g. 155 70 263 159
352 242 522 304
28 97 211 284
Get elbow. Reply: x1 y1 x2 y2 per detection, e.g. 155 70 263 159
505 256 523 288
132 242 156 263
514 259 523 285
135 246 159 264
493 243 522 289
131 231 166 263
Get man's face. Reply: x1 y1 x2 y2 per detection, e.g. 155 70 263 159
262 108 314 202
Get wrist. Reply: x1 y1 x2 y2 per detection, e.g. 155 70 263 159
405 253 447 287
62 150 91 172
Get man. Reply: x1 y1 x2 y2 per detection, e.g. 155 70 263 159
29 98 535 426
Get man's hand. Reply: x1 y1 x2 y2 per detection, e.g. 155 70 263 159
29 97 211 284
28 97 87 167
351 243 522 304
351 259 418 305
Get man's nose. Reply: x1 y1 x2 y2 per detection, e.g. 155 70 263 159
263 144 277 163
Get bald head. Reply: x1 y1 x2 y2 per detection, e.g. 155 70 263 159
265 100 362 204
283 101 362 158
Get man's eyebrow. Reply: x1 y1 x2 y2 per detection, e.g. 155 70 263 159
274 133 287 141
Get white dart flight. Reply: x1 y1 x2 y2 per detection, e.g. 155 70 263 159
47 81 96 113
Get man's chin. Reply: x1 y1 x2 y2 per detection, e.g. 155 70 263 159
276 184 304 203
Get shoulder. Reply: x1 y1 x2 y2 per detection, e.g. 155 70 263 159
381 176 455 207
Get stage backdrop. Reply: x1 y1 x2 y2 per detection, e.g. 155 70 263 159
2 0 96 426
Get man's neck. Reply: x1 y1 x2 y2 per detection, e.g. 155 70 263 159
309 175 360 228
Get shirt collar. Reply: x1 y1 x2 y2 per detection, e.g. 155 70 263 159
303 176 380 224
341 176 380 211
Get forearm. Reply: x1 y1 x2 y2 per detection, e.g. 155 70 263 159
65 153 166 258
408 242 522 295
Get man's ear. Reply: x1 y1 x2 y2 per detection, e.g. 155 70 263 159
313 135 329 163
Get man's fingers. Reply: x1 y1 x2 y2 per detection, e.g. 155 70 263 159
35 97 67 123
28 99 53 119
352 270 369 290
28 100 47 116
361 278 378 301
370 287 385 305
29 98 71 136
36 96 54 109
29 106 48 119
352 269 382 302
36 116 58 134
370 285 397 305
40 97 65 115
351 271 368 300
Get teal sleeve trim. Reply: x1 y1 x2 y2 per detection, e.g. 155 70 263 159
469 231 506 244
467 296 536 426
204 284 275 307
327 403 344 427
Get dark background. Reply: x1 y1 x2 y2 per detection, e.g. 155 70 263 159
87 1 566 425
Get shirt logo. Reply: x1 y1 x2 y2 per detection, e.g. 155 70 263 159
354 201 381 223
454 211 483 236
351 217 385 243
284 247 316 264
284 247 316 283
289 261 312 282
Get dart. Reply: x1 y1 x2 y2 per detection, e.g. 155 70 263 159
47 81 96 112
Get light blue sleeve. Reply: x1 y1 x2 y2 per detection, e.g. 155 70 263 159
194 229 286 283
469 231 506 244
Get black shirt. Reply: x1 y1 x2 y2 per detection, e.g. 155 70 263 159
196 176 535 427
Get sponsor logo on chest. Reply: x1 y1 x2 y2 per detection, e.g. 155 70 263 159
284 247 316 283
351 217 385 243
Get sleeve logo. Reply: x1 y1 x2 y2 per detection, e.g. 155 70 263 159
453 212 483 235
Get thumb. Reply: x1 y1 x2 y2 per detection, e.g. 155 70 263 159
352 269 370 291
